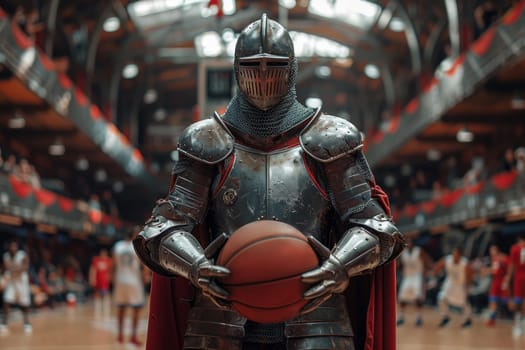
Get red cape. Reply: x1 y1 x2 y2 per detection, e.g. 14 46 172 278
144 184 397 350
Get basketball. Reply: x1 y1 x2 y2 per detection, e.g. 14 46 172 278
216 220 319 323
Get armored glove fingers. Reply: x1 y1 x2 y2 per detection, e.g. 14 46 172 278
301 236 349 315
189 233 231 309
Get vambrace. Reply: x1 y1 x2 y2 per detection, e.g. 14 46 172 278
332 226 382 277
133 215 195 277
158 231 207 283
133 157 216 277
348 212 405 264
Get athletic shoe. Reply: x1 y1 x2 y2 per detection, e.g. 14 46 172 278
461 319 472 328
396 318 405 326
117 334 124 344
415 317 423 327
438 316 450 328
485 319 495 327
23 324 32 334
0 324 8 335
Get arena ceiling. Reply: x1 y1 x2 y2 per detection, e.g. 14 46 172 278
0 0 524 221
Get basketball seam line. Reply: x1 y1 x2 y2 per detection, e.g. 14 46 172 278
219 235 310 267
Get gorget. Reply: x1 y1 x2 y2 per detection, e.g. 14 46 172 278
222 93 313 138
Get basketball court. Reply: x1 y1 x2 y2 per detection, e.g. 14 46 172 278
0 302 524 350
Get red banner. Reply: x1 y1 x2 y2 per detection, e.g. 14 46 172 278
9 176 33 198
464 181 484 194
421 200 438 214
88 208 102 224
35 189 57 207
491 171 518 190
471 28 496 56
439 189 464 208
58 197 74 212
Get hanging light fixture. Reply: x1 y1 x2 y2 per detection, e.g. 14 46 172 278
456 127 474 143
49 139 65 156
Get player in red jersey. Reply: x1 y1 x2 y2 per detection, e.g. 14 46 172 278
89 248 113 318
486 244 509 326
504 233 525 337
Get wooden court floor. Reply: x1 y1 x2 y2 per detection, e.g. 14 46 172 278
0 302 524 350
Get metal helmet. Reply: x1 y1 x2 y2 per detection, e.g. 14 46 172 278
234 13 294 111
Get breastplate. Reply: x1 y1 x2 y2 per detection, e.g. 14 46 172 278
208 143 331 242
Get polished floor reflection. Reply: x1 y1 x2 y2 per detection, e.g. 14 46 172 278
0 302 524 349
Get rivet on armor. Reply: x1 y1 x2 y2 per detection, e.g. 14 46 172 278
222 188 238 206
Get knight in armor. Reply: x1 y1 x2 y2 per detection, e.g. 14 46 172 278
133 14 405 350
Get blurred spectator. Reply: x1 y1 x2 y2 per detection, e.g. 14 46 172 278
47 267 66 306
88 194 101 211
2 154 17 174
101 189 119 218
474 1 498 39
89 248 112 319
64 256 87 303
12 158 41 188
12 5 44 43
467 259 491 315
1 239 32 334
411 170 433 202
515 147 525 173
433 246 473 328
432 180 445 200
500 148 517 173
463 156 485 186
32 266 50 307
113 229 146 345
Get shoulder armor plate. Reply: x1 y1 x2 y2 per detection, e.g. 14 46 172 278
300 114 363 162
177 112 234 165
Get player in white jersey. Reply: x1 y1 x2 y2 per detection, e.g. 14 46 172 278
113 229 145 346
397 239 432 326
434 246 473 328
0 240 32 334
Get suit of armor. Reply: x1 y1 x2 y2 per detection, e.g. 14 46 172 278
134 14 404 350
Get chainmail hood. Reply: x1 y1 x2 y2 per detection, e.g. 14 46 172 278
222 58 314 138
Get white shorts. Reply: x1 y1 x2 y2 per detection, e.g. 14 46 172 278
438 281 467 307
3 277 31 307
399 274 424 303
113 283 144 307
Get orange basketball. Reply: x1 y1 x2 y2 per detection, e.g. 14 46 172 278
216 220 319 324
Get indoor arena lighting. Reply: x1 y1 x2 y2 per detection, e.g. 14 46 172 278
194 31 223 57
427 148 442 161
364 63 380 79
153 108 167 121
95 169 107 182
122 63 139 79
290 31 352 58
8 114 25 129
221 0 236 15
389 17 405 32
49 139 65 156
315 65 332 78
279 0 297 9
103 16 120 32
76 157 89 171
143 88 158 104
456 127 474 143
308 0 381 30
113 181 124 193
